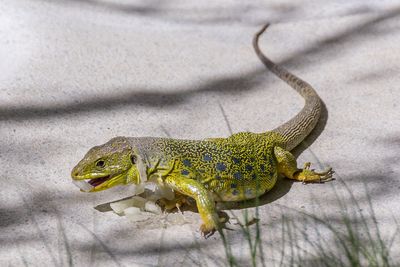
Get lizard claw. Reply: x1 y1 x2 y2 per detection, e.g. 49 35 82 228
200 224 216 239
303 162 312 170
200 212 229 238
222 224 234 231
316 167 335 183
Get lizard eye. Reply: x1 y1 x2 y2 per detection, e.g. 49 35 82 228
130 155 137 164
96 160 105 168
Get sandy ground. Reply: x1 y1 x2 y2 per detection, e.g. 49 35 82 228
1 1 400 266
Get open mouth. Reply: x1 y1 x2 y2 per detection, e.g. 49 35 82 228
88 175 111 187
72 175 113 192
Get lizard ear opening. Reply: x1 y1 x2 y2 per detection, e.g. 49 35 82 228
130 154 137 164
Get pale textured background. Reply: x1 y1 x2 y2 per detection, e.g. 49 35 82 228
1 0 400 266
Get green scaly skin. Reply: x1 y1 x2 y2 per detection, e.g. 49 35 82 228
71 24 334 237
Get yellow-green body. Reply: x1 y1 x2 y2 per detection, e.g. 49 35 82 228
133 131 284 202
71 24 333 237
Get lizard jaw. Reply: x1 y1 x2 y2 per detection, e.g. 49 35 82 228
88 175 111 187
71 174 114 192
73 172 130 192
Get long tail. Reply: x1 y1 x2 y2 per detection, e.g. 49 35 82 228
253 24 322 151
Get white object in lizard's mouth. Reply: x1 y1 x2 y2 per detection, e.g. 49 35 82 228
72 179 94 192
71 175 112 192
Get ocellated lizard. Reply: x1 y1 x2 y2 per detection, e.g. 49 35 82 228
71 24 333 237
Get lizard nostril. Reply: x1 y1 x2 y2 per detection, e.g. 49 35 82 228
72 169 79 178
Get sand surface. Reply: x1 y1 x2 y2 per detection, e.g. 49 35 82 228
1 1 400 266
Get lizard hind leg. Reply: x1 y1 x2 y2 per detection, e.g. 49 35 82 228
156 192 193 213
274 146 334 183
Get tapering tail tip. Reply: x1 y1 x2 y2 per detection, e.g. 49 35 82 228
251 22 322 150
253 23 270 48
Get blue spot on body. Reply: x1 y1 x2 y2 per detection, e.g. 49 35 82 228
203 154 212 161
230 183 237 188
181 170 190 175
216 162 226 171
252 173 257 180
246 165 253 171
232 157 240 164
232 189 239 195
216 175 221 180
260 164 265 172
182 159 191 167
233 172 242 180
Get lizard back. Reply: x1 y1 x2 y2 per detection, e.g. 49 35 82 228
130 133 282 201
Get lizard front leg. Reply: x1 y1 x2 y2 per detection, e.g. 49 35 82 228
164 174 220 238
274 146 334 182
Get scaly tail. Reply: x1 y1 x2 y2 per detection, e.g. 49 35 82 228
253 24 322 151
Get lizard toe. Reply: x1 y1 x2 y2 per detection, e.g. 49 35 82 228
200 224 216 239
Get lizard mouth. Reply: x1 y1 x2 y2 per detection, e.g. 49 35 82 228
88 175 111 187
72 174 114 192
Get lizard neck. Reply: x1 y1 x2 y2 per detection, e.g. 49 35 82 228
127 137 168 184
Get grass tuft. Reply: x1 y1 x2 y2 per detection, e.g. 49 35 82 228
219 176 399 267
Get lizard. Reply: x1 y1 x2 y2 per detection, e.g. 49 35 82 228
71 24 333 237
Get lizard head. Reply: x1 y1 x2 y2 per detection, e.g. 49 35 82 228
71 137 142 192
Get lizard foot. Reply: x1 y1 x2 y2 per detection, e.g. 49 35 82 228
218 211 229 224
156 198 178 212
156 194 192 213
200 212 229 238
200 223 217 238
294 162 335 183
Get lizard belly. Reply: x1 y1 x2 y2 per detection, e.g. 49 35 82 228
210 171 278 202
